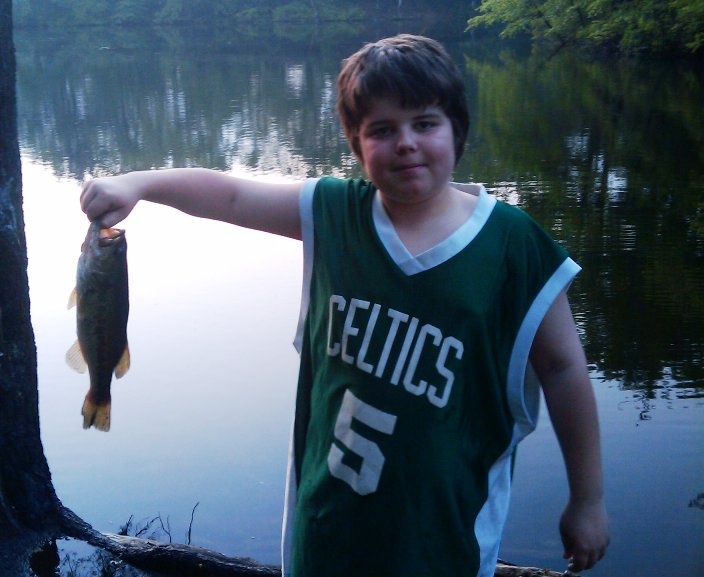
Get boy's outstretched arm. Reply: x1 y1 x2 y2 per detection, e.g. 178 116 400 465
80 168 304 239
530 291 610 573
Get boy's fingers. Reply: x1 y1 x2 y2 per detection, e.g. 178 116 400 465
80 178 97 207
80 182 100 218
565 545 606 573
79 183 119 226
566 554 586 572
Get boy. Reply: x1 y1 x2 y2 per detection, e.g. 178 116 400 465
81 34 608 577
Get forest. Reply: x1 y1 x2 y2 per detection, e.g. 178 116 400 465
12 0 473 28
467 0 704 55
12 0 704 56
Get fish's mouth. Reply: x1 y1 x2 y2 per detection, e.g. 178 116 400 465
98 227 125 247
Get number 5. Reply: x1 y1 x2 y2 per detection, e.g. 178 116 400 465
327 390 398 495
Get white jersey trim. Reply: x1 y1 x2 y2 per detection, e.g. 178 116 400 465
473 256 581 576
372 183 495 276
293 177 320 353
474 446 515 577
507 256 581 440
284 177 318 576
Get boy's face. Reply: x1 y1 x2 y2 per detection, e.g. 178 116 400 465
357 97 456 207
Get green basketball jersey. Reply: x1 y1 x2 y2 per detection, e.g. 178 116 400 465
282 177 580 577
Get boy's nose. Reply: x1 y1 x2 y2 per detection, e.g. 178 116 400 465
395 127 418 153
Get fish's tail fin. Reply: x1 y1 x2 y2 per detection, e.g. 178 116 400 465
82 396 111 432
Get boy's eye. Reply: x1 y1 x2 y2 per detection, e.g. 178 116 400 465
415 118 439 131
367 126 392 138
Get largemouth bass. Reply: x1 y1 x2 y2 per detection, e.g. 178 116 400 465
66 221 130 431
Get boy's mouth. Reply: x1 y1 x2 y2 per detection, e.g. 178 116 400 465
394 162 425 172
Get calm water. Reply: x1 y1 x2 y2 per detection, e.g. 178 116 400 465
14 22 704 576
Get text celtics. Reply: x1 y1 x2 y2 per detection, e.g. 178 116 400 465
325 295 464 408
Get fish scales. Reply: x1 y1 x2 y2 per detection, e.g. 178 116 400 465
66 221 130 431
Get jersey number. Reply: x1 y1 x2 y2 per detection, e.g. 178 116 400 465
327 390 397 496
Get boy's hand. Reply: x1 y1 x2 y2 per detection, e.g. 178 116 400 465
81 175 141 228
559 497 609 572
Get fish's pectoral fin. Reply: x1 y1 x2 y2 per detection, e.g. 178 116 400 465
65 340 88 373
114 343 130 379
82 397 110 432
67 288 77 309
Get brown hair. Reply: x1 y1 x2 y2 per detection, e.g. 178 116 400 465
336 34 469 164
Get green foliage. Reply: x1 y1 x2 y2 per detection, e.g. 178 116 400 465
467 0 704 55
73 0 111 24
670 0 704 52
237 6 273 24
271 1 363 21
12 0 472 28
273 1 315 21
112 0 151 25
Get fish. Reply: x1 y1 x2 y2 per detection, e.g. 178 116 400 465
66 221 130 431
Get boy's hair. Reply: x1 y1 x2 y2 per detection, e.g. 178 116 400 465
336 34 469 165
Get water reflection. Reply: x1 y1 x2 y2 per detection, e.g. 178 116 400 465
15 23 704 577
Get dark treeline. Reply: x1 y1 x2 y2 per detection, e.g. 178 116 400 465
13 0 474 28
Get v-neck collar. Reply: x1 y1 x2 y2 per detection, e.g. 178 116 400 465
372 183 496 275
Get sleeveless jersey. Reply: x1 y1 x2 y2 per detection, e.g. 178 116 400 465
282 177 580 577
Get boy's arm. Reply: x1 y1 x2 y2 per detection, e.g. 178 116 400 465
529 291 610 573
80 168 304 239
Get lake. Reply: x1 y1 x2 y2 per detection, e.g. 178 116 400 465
13 19 704 577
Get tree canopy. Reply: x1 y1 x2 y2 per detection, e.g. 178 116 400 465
13 0 704 55
467 0 704 55
12 0 471 28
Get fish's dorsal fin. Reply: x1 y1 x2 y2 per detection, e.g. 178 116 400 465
114 343 130 379
67 288 77 309
65 340 88 373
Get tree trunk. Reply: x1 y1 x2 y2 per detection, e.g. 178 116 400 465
0 5 72 575
0 0 64 537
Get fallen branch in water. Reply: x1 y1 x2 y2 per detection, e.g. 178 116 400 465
495 559 572 576
59 506 279 576
58 507 573 577
98 533 280 576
